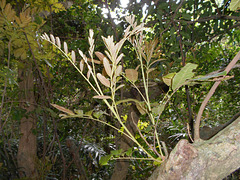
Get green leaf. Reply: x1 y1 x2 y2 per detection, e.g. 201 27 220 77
99 155 112 165
152 104 165 116
125 148 133 156
153 157 162 165
162 73 176 87
172 63 198 90
110 149 123 157
93 111 104 119
191 71 227 81
229 0 240 11
74 109 83 117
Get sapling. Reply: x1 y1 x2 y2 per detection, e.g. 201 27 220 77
41 15 216 164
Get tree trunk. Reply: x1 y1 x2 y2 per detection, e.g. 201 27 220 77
66 139 88 180
148 117 240 180
17 63 37 178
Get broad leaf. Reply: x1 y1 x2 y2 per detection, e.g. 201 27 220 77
172 63 198 90
110 149 123 156
152 104 165 116
99 155 112 165
162 73 176 87
74 109 83 117
125 69 138 82
229 0 240 11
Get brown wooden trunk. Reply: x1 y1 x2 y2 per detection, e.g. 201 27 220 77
17 63 37 178
148 117 240 180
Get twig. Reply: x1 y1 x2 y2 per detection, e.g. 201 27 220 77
132 112 162 158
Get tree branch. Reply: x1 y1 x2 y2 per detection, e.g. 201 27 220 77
194 50 240 141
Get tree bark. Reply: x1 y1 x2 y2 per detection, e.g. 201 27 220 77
17 63 37 178
148 117 240 180
66 139 88 180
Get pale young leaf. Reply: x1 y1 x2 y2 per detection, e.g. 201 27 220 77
115 65 122 77
125 69 138 82
103 57 112 77
93 95 112 99
71 50 76 63
89 29 94 38
64 42 68 54
124 25 131 37
116 53 124 65
74 109 83 117
56 37 61 48
80 60 84 71
78 49 84 58
95 51 105 62
87 69 91 79
146 68 156 74
44 33 50 41
51 103 75 115
50 34 55 44
115 84 125 91
97 73 110 87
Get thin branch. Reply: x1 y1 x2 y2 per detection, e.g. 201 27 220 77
132 112 162 158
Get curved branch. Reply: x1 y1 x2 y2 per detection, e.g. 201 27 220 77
194 50 240 141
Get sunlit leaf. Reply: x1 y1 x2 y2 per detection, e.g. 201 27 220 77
125 148 132 156
136 102 147 115
103 57 112 77
172 63 198 90
153 157 162 165
229 0 240 11
192 71 227 81
56 37 61 48
50 34 55 44
115 65 122 77
93 111 104 118
95 51 105 62
71 50 76 63
162 73 176 87
87 69 91 79
116 53 124 65
97 73 110 87
64 42 68 54
99 155 112 165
